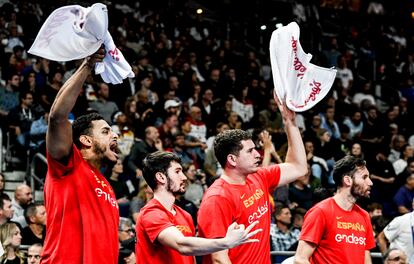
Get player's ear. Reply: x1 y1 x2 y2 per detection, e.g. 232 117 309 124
79 135 92 147
155 172 166 185
227 154 237 167
343 175 352 187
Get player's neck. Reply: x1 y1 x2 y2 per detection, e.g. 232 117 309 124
221 172 246 185
154 191 176 214
333 190 356 211
81 150 102 170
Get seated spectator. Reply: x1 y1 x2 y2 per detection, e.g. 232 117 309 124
89 83 119 124
183 163 207 207
393 144 414 175
27 243 43 264
258 98 283 135
111 111 135 159
130 182 153 223
0 194 14 225
350 142 364 159
270 203 300 252
0 73 20 129
187 106 207 142
343 109 364 140
107 159 131 218
157 113 179 150
127 126 163 180
29 109 48 154
289 167 313 210
21 204 46 246
227 111 243 130
367 202 383 218
8 91 38 153
393 173 414 214
11 184 33 228
118 217 136 264
320 106 340 139
171 133 198 168
388 135 406 163
0 223 23 264
304 140 329 187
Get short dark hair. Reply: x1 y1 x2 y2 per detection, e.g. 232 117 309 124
367 202 383 212
274 202 290 218
24 203 38 224
19 90 32 102
142 151 181 190
214 129 252 168
72 113 104 148
0 194 11 210
333 156 366 188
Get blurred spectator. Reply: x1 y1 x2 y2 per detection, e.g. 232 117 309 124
40 69 63 111
336 56 353 90
343 109 364 140
0 194 13 225
111 111 135 159
130 181 153 223
389 135 407 164
0 223 23 264
187 106 207 142
0 73 20 127
11 184 33 228
258 98 283 135
0 174 5 196
107 159 131 218
27 243 42 264
393 144 414 175
270 203 300 252
21 204 46 245
393 173 414 215
88 83 119 124
289 167 313 210
127 126 163 180
183 163 206 207
367 202 383 218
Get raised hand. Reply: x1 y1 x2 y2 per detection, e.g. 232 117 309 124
85 45 105 68
224 221 262 248
274 91 296 125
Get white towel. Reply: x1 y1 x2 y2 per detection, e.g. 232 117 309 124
269 22 337 112
28 3 134 84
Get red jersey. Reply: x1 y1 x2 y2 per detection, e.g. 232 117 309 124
300 197 375 264
198 165 281 264
41 145 119 264
136 199 196 264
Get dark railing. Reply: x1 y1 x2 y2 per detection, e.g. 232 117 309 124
30 152 47 201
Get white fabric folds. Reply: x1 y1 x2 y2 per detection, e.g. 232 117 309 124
269 22 337 112
28 3 134 84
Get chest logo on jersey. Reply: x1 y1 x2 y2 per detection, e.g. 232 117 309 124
337 221 366 232
176 225 192 235
247 201 268 224
242 188 264 208
95 187 118 209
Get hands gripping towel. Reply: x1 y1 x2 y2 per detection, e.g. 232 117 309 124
28 3 134 84
269 22 337 111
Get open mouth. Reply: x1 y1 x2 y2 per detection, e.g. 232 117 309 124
109 141 119 158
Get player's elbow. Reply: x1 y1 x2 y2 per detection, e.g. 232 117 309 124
177 246 194 256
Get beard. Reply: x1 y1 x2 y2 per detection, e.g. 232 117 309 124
166 174 186 195
350 181 370 199
92 141 116 165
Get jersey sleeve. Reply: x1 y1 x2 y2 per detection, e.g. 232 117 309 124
141 208 174 243
383 216 402 243
197 195 233 239
299 206 326 245
46 144 77 178
258 164 281 191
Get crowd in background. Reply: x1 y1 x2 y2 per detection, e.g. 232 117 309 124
0 0 414 263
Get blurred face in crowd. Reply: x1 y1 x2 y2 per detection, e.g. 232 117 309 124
16 185 33 206
385 249 407 264
351 143 362 157
34 205 47 225
1 199 14 220
276 208 292 226
27 244 42 264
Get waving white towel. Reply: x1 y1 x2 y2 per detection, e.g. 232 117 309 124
270 22 336 112
28 3 134 84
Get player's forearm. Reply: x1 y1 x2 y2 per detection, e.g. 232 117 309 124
49 61 91 119
176 236 231 256
284 121 307 174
